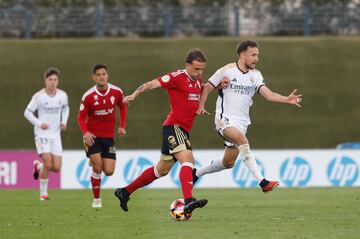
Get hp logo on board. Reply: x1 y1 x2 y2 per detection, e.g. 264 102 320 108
327 156 358 186
170 161 202 187
232 159 264 188
280 157 312 187
76 159 108 188
123 157 153 184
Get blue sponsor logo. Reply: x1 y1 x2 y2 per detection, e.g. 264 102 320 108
280 157 311 187
232 159 264 187
76 159 108 188
123 157 153 184
170 161 202 187
327 156 359 186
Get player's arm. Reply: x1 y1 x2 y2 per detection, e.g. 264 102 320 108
60 93 70 131
77 100 96 146
196 82 216 115
24 96 49 129
117 94 127 137
123 79 161 104
259 86 302 107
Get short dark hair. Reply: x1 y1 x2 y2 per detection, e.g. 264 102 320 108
44 67 60 79
185 48 207 64
236 40 258 56
92 63 108 74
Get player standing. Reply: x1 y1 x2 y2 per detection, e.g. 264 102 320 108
78 64 127 208
24 67 69 200
194 40 302 191
114 49 208 215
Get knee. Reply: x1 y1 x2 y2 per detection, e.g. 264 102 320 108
43 164 52 172
157 168 170 177
92 166 102 174
52 166 61 172
223 160 235 168
103 170 114 176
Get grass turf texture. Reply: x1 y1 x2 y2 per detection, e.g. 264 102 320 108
1 37 360 150
1 188 359 238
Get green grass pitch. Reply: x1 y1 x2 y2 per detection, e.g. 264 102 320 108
1 188 359 239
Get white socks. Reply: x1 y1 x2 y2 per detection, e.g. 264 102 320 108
40 179 48 196
196 158 226 177
238 144 263 182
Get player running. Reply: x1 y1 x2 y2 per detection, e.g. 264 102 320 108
24 67 69 200
194 40 302 192
114 49 209 215
78 64 127 208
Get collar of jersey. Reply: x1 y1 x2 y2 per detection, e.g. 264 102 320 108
236 62 249 74
184 69 197 82
94 83 110 96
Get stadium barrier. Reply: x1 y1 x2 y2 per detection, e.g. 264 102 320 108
0 151 60 189
1 150 359 189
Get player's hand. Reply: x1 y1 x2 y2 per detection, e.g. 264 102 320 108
218 77 230 89
118 127 126 137
196 106 210 115
123 94 135 104
287 89 303 108
83 131 96 146
40 123 49 130
60 123 67 131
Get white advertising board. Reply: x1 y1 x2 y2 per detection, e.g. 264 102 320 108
61 150 360 189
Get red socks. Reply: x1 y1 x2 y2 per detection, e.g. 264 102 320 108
125 166 157 194
91 172 101 199
179 164 193 199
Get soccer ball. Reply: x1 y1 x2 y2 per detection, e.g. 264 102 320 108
169 199 192 221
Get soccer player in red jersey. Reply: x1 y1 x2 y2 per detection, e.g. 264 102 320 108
114 49 208 215
78 64 127 208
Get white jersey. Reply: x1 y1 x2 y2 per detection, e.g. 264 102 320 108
208 63 265 126
24 89 69 139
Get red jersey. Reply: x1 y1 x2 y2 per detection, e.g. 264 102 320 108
78 83 126 138
157 69 203 132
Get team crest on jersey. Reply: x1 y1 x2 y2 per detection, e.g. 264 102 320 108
79 103 84 111
250 77 255 83
110 96 115 105
103 99 106 104
161 75 170 83
94 95 98 100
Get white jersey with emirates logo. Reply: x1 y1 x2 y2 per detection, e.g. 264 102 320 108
24 89 69 139
208 63 265 126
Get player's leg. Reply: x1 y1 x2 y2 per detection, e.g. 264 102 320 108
39 153 52 200
49 137 62 173
89 153 103 207
34 137 51 200
115 125 177 212
115 156 175 212
223 127 279 192
85 137 105 208
175 150 208 214
169 125 207 214
194 146 239 183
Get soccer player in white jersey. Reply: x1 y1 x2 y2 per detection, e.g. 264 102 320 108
194 40 302 192
24 67 69 200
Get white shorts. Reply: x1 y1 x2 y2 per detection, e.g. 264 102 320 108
35 137 63 156
215 114 249 147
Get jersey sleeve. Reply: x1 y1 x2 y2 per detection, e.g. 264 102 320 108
61 92 70 125
77 96 89 134
253 71 265 93
157 72 177 89
117 91 127 128
208 68 225 88
24 94 42 127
